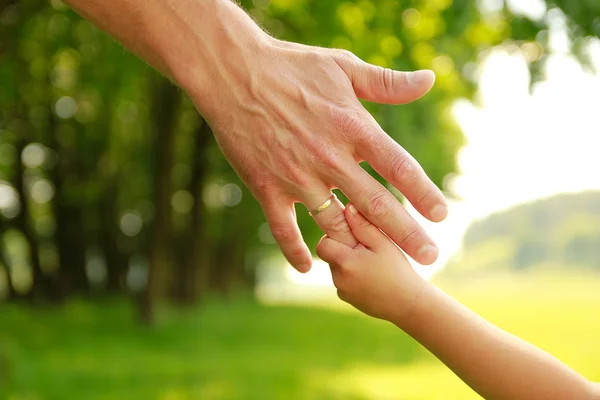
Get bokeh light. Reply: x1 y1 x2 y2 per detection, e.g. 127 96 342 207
21 143 47 169
30 178 55 204
0 182 20 219
172 190 194 214
55 96 78 119
220 183 242 207
120 211 143 237
258 222 277 245
86 249 107 287
126 254 148 292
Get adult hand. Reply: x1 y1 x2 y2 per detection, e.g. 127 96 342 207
187 32 446 271
65 0 447 272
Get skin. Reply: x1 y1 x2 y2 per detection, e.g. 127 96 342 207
317 205 600 400
64 0 448 271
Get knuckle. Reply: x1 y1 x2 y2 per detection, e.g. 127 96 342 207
313 141 333 161
324 211 351 236
389 152 418 184
417 189 434 208
396 70 410 87
254 178 273 194
331 107 365 136
363 190 394 220
360 131 383 153
336 49 357 63
321 154 347 179
289 246 307 262
378 66 396 93
382 69 411 93
306 49 333 70
254 179 279 202
281 161 311 188
397 224 421 248
270 224 295 243
357 216 372 229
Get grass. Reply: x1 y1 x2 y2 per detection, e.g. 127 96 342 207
1 271 599 400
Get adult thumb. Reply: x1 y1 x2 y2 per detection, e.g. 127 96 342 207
332 50 436 105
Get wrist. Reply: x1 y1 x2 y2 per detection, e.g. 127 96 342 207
166 0 273 114
387 272 432 328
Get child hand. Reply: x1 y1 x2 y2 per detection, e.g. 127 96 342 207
316 204 426 322
319 205 600 400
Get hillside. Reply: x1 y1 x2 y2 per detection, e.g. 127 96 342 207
447 191 600 274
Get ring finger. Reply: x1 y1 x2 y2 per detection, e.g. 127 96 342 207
301 184 358 248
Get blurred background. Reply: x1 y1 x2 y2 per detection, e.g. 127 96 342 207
1 0 599 399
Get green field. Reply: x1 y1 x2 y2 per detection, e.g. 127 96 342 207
1 272 599 400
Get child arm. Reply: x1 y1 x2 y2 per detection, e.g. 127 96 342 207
316 204 599 400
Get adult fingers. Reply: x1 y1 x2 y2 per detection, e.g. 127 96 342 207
331 49 436 105
337 165 439 265
357 131 448 223
301 186 358 248
263 199 313 273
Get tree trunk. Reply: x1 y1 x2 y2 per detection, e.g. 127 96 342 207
139 78 181 324
211 233 247 299
98 187 127 294
0 257 15 301
54 199 89 295
13 139 57 301
0 224 16 300
172 119 213 304
48 117 90 297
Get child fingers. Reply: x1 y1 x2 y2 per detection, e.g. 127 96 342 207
345 203 388 251
316 235 351 265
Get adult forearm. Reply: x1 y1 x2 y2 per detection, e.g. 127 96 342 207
396 282 596 400
65 0 448 270
64 0 268 111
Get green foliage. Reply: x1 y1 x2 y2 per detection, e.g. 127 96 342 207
1 0 599 312
507 0 600 81
549 0 600 38
1 0 487 303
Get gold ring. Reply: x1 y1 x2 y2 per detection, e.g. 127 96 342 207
309 193 337 217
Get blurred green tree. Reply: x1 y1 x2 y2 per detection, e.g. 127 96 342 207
0 0 598 321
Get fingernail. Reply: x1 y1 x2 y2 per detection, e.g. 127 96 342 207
296 263 311 273
348 204 358 215
407 70 435 85
417 244 438 265
430 204 448 222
